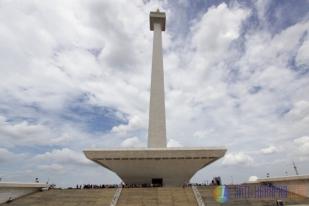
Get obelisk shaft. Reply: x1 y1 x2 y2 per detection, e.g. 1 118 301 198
148 20 167 148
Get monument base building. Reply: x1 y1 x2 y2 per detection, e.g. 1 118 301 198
84 147 226 186
84 10 226 186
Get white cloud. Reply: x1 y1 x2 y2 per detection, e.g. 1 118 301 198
33 148 92 166
112 115 147 135
0 116 77 147
296 38 309 67
287 101 309 120
254 0 268 20
260 146 278 155
0 148 24 163
193 129 215 139
38 164 64 173
222 152 253 166
294 136 309 156
192 3 250 66
167 139 182 147
248 176 258 182
121 137 145 148
0 0 157 118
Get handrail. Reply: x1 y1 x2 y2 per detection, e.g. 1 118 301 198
110 186 122 206
192 185 206 206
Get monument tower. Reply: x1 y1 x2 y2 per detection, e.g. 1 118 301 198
148 10 166 148
84 10 226 186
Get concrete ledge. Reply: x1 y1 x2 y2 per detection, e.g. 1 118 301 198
0 182 48 204
257 175 309 182
247 175 309 198
84 147 227 151
84 147 227 159
84 147 226 161
0 182 48 188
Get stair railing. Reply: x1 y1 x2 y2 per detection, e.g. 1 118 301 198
110 186 122 206
192 185 206 206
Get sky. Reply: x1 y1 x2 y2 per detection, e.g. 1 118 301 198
0 0 309 187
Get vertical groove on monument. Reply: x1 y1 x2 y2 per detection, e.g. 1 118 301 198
148 11 167 148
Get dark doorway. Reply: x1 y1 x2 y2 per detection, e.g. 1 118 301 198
152 178 163 187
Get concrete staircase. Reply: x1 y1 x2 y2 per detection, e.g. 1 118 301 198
1 188 116 206
3 186 308 206
116 187 197 206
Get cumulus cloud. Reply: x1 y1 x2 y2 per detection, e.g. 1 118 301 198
191 3 250 66
33 148 92 166
260 146 278 155
112 115 147 135
0 148 25 163
120 137 145 148
0 115 79 147
296 39 309 68
287 101 309 120
38 164 64 173
294 136 309 156
222 152 254 166
167 139 182 147
248 176 258 182
193 129 214 139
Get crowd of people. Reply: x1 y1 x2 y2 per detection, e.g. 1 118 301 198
68 176 222 189
123 183 163 188
74 184 120 189
71 180 221 189
73 183 162 189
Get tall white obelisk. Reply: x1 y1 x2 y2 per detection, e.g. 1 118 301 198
148 10 167 148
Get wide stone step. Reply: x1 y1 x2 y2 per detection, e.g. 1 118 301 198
1 189 116 206
116 187 197 206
